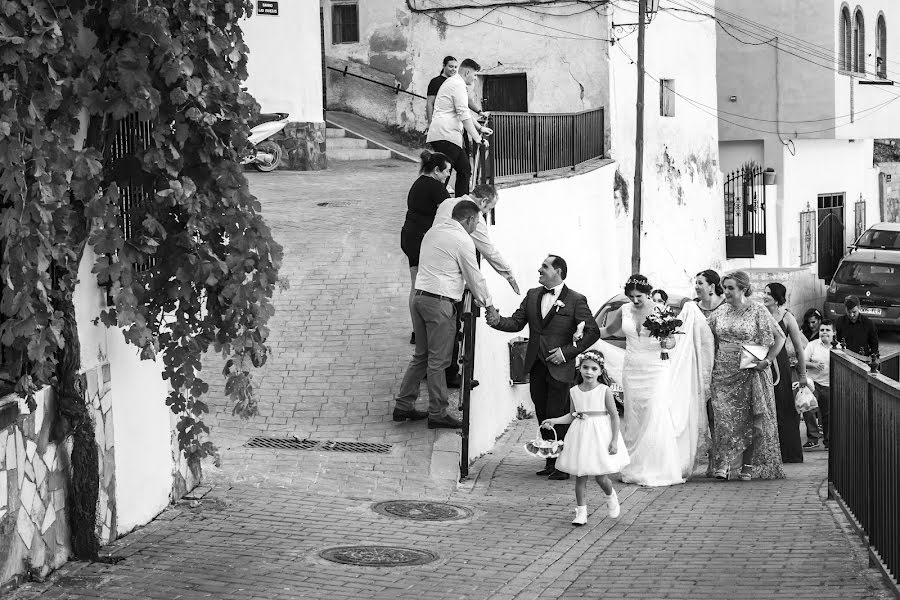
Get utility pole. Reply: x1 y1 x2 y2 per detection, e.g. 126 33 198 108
630 0 646 274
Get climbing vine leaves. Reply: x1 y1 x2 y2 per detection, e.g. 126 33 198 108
1 0 282 460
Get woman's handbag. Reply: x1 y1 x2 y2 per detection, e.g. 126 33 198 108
524 426 564 459
740 343 780 385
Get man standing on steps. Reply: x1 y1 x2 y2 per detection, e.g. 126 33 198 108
485 256 600 480
393 200 496 429
426 58 491 198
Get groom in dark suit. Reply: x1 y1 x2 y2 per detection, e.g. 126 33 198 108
485 255 600 480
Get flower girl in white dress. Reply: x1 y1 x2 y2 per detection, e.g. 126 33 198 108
541 350 630 526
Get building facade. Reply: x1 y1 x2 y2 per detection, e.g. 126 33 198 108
716 0 899 307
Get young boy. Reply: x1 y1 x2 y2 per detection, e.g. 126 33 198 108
803 319 834 449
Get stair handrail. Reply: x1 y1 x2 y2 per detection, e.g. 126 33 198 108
327 65 427 100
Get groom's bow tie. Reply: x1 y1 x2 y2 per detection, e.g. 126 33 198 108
540 287 556 297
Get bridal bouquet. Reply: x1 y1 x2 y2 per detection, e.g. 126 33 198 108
642 307 683 360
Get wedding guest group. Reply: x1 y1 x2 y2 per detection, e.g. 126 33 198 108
393 200 495 429
425 57 490 198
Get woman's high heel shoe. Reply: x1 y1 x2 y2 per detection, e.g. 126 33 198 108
714 468 728 480
738 464 753 481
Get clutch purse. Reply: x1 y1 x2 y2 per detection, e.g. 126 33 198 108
739 344 768 369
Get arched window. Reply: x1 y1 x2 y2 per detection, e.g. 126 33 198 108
876 14 887 78
853 8 866 74
840 6 852 71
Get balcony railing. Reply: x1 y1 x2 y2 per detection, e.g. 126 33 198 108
828 348 900 593
482 108 605 181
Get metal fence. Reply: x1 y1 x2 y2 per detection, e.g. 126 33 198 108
487 108 604 179
828 348 900 593
458 290 479 478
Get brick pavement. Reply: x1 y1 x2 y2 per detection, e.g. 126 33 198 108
7 164 896 599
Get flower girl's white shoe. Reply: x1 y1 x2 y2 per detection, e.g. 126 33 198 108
571 505 587 526
606 490 621 518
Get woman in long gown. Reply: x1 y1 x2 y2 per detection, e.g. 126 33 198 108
599 274 714 486
762 283 808 463
707 271 787 480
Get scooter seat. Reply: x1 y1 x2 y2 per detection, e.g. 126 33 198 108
249 112 289 128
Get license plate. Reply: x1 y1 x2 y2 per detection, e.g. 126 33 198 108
859 307 882 316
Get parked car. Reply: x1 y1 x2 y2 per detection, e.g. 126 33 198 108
825 248 900 331
850 222 900 252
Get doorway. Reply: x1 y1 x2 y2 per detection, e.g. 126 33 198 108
818 193 845 281
482 74 528 112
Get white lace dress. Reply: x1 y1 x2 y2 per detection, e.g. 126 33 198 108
556 384 630 477
618 302 712 486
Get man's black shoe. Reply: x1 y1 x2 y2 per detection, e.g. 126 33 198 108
427 415 463 429
548 469 570 480
536 459 556 476
393 409 428 422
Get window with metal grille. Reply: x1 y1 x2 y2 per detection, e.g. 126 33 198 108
840 6 852 71
853 9 866 74
876 14 887 78
331 3 359 44
817 193 845 281
659 79 675 117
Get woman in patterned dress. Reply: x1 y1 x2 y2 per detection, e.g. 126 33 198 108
707 271 787 480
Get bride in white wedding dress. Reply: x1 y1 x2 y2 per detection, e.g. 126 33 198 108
599 274 714 486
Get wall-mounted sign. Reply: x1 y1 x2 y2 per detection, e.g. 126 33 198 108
257 1 278 15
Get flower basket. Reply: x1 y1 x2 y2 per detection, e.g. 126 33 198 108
523 426 564 459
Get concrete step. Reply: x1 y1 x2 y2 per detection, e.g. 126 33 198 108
328 137 368 149
326 128 346 138
329 148 393 161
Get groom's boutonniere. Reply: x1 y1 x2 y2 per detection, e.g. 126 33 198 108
553 299 565 311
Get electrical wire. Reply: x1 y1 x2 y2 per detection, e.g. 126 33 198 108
678 0 900 78
614 43 900 135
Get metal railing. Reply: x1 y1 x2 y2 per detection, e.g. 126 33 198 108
326 65 427 100
486 108 604 179
458 290 479 479
828 348 900 594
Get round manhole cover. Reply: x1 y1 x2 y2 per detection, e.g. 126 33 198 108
319 545 437 567
373 500 472 521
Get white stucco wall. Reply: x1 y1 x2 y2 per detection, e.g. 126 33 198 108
243 1 324 122
72 247 175 535
321 0 609 130
468 163 618 460
606 4 725 291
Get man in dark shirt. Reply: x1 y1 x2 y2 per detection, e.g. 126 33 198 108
426 56 457 125
835 295 879 356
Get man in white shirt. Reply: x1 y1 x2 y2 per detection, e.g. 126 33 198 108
434 184 519 294
393 201 495 429
426 58 491 198
803 319 834 449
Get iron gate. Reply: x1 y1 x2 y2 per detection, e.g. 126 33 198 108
818 194 845 281
724 166 767 258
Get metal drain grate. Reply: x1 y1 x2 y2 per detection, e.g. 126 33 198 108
244 437 392 453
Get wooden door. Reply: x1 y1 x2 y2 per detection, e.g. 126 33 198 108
482 74 528 112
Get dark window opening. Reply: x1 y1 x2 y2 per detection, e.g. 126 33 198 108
332 4 359 44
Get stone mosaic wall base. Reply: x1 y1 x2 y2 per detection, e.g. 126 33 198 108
282 121 326 171
0 364 116 588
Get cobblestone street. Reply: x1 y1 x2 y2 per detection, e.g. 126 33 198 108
8 163 895 600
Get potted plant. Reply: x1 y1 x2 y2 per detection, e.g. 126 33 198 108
763 167 776 185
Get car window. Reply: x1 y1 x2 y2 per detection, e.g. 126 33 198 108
833 261 899 287
857 229 900 249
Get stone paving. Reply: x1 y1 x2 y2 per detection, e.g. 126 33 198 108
7 162 897 599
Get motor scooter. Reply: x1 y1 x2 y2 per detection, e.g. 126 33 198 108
243 112 289 172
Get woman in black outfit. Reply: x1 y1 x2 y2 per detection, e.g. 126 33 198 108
762 283 810 463
400 150 452 343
